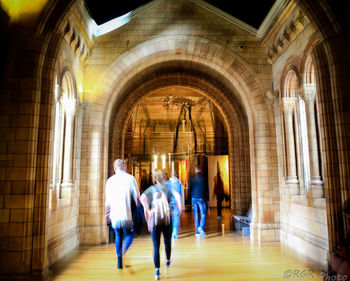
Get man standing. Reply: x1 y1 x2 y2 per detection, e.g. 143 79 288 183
105 159 140 269
188 165 209 238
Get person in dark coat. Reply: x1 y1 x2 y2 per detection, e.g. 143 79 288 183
213 167 224 219
188 165 209 238
139 169 149 193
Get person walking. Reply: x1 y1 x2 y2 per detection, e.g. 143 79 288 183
105 159 140 269
139 169 149 193
213 168 224 219
166 170 184 239
188 165 209 238
140 170 182 280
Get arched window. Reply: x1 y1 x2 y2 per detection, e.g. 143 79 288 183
285 70 298 98
304 55 316 84
297 88 310 192
282 69 300 195
300 55 323 198
51 70 77 201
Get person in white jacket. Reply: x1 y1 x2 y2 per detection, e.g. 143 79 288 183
105 159 140 269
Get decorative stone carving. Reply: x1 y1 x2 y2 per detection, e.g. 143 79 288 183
265 90 279 105
299 83 316 101
265 10 309 64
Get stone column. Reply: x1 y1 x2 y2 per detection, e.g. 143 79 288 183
52 85 62 187
61 98 76 187
283 98 299 195
300 84 324 198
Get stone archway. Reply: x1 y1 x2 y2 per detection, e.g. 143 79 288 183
108 66 250 215
81 35 280 243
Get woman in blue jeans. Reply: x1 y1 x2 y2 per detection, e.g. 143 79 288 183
140 170 183 280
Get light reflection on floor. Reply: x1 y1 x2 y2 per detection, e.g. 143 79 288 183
51 208 324 281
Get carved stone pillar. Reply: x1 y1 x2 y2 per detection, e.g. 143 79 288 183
52 85 62 187
300 84 324 198
61 98 76 187
283 98 299 195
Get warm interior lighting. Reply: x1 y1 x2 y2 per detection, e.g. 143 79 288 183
1 0 49 22
153 154 158 169
168 153 172 169
162 154 166 169
61 96 77 113
78 85 83 101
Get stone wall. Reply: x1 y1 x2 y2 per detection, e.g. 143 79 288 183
267 7 328 266
45 2 93 265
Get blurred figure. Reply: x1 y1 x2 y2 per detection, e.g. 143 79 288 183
147 171 153 187
188 165 209 238
139 169 148 193
105 159 140 269
140 170 182 280
213 164 224 219
328 199 350 278
166 170 184 239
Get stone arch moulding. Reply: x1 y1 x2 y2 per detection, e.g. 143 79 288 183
60 66 79 101
109 71 249 215
93 36 265 122
300 33 323 83
281 65 301 98
85 35 280 242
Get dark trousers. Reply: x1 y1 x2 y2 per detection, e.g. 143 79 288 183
151 223 172 268
217 196 223 217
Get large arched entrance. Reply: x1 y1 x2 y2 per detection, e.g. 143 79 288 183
108 62 251 215
82 35 281 245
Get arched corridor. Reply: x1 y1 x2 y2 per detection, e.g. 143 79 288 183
107 64 252 216
1 0 350 280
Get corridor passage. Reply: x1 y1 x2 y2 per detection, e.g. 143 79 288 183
50 209 323 281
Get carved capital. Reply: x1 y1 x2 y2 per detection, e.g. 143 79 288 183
282 98 297 112
265 90 279 102
299 84 316 101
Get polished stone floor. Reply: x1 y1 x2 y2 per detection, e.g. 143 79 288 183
50 208 324 280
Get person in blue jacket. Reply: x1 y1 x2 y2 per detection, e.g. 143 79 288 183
166 170 184 239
